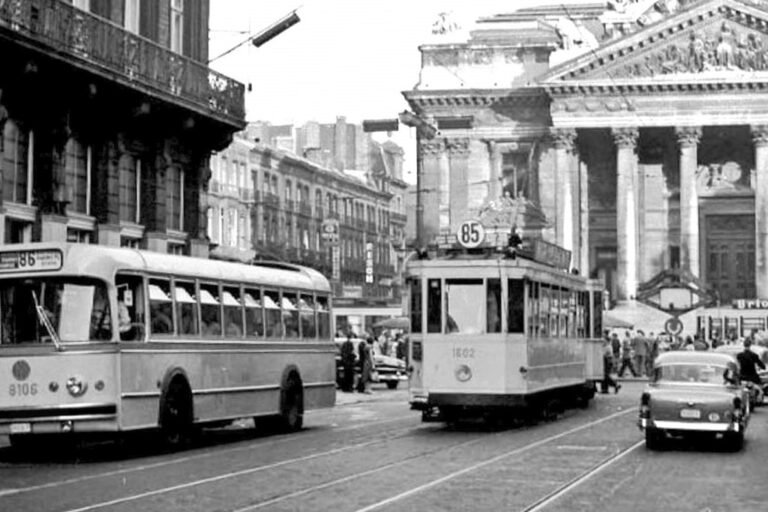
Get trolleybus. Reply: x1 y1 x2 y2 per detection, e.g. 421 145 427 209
406 221 604 423
0 243 335 448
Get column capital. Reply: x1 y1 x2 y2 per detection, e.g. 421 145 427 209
752 125 768 147
675 126 702 147
550 128 577 150
445 138 470 156
611 127 639 149
420 139 445 155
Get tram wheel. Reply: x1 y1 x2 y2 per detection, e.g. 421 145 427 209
280 375 304 432
159 377 194 449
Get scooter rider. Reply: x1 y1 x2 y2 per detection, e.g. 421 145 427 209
737 338 766 393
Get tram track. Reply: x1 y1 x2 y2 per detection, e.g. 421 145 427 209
0 410 420 499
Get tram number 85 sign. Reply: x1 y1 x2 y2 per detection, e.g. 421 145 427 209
456 220 485 249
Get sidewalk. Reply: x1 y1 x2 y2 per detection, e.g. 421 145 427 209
335 386 407 406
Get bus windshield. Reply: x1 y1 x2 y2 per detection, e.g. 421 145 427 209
0 277 112 344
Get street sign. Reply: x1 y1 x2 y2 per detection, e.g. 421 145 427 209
365 242 374 284
331 245 340 281
664 317 683 336
321 219 339 246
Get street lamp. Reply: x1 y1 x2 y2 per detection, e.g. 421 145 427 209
208 10 301 64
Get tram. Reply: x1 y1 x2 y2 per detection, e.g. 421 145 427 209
405 218 604 423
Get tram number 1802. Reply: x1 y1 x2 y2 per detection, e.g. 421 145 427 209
452 347 475 359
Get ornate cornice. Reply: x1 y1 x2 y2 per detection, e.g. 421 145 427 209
611 127 639 149
675 126 702 147
550 128 577 150
752 124 768 146
405 88 549 110
420 139 445 155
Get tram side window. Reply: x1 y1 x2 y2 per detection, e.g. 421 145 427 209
409 278 422 333
427 279 441 334
576 292 586 338
446 279 484 335
317 296 330 339
561 288 571 338
222 286 244 338
528 281 539 337
487 279 501 333
244 288 264 337
540 285 550 337
200 283 222 336
508 279 524 334
300 294 316 339
174 281 199 336
149 279 174 335
117 274 145 341
550 286 560 338
592 290 603 338
282 292 300 338
264 290 283 337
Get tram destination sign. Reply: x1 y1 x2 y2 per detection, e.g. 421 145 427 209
0 249 63 273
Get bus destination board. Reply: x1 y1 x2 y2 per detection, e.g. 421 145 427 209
0 249 63 273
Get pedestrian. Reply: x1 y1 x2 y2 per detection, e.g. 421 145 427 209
601 338 621 394
610 332 621 372
340 333 356 392
618 333 637 377
646 331 659 376
357 336 375 394
632 330 648 377
693 334 709 351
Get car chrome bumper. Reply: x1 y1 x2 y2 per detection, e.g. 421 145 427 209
639 418 739 433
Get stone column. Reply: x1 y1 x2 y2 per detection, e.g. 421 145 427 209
612 127 639 301
676 126 702 276
753 125 768 298
420 139 444 245
94 138 122 246
486 141 501 200
447 138 470 232
187 153 211 258
551 128 578 264
142 147 170 253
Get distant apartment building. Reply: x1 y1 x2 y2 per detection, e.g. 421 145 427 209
0 0 244 255
210 119 410 333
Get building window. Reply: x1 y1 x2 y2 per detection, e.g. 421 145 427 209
229 209 237 247
166 166 183 231
64 138 90 214
501 152 530 199
4 218 29 244
168 243 186 255
239 213 246 248
124 0 140 33
219 208 225 245
119 155 141 223
66 228 91 244
285 179 292 202
121 237 141 248
170 0 184 53
206 207 213 241
3 120 31 205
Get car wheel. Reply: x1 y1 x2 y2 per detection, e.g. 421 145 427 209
386 381 399 390
645 428 663 450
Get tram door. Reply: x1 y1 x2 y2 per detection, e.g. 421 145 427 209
705 215 754 302
406 278 424 399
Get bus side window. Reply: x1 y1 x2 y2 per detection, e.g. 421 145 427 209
222 287 244 338
200 283 222 336
117 274 145 341
174 281 199 336
282 292 299 338
300 295 316 340
244 288 264 337
264 290 282 338
317 296 330 339
149 279 173 335
89 283 112 341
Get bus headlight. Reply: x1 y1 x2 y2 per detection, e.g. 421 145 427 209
66 376 88 397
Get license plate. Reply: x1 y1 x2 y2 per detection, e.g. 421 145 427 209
680 408 701 419
9 422 31 434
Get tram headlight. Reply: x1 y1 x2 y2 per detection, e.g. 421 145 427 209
66 376 88 397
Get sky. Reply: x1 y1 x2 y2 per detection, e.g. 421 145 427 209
208 1 598 180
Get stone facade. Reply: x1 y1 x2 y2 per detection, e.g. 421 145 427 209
405 0 768 306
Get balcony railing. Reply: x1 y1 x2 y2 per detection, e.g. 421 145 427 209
0 0 245 126
239 187 254 203
391 212 407 224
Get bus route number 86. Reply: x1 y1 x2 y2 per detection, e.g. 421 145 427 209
456 220 485 249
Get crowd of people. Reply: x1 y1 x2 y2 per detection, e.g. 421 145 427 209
337 328 409 395
601 326 768 393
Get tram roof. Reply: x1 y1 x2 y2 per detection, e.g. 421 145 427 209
0 243 331 293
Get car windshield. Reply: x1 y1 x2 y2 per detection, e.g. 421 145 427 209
0 277 112 344
654 363 729 384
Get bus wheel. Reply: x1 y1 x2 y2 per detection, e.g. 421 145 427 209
160 377 193 448
280 375 304 432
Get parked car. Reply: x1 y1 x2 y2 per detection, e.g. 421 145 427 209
334 338 408 389
638 351 750 451
714 343 768 405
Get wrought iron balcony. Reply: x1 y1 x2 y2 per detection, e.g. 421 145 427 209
0 0 244 127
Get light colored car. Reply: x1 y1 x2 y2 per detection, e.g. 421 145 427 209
334 338 408 389
638 351 750 451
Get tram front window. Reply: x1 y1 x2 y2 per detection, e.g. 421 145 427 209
0 278 112 344
445 279 484 334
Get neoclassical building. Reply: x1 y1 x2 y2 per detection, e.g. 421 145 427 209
404 0 768 317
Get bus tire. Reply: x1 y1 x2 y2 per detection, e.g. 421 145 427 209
159 375 194 449
280 374 304 432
